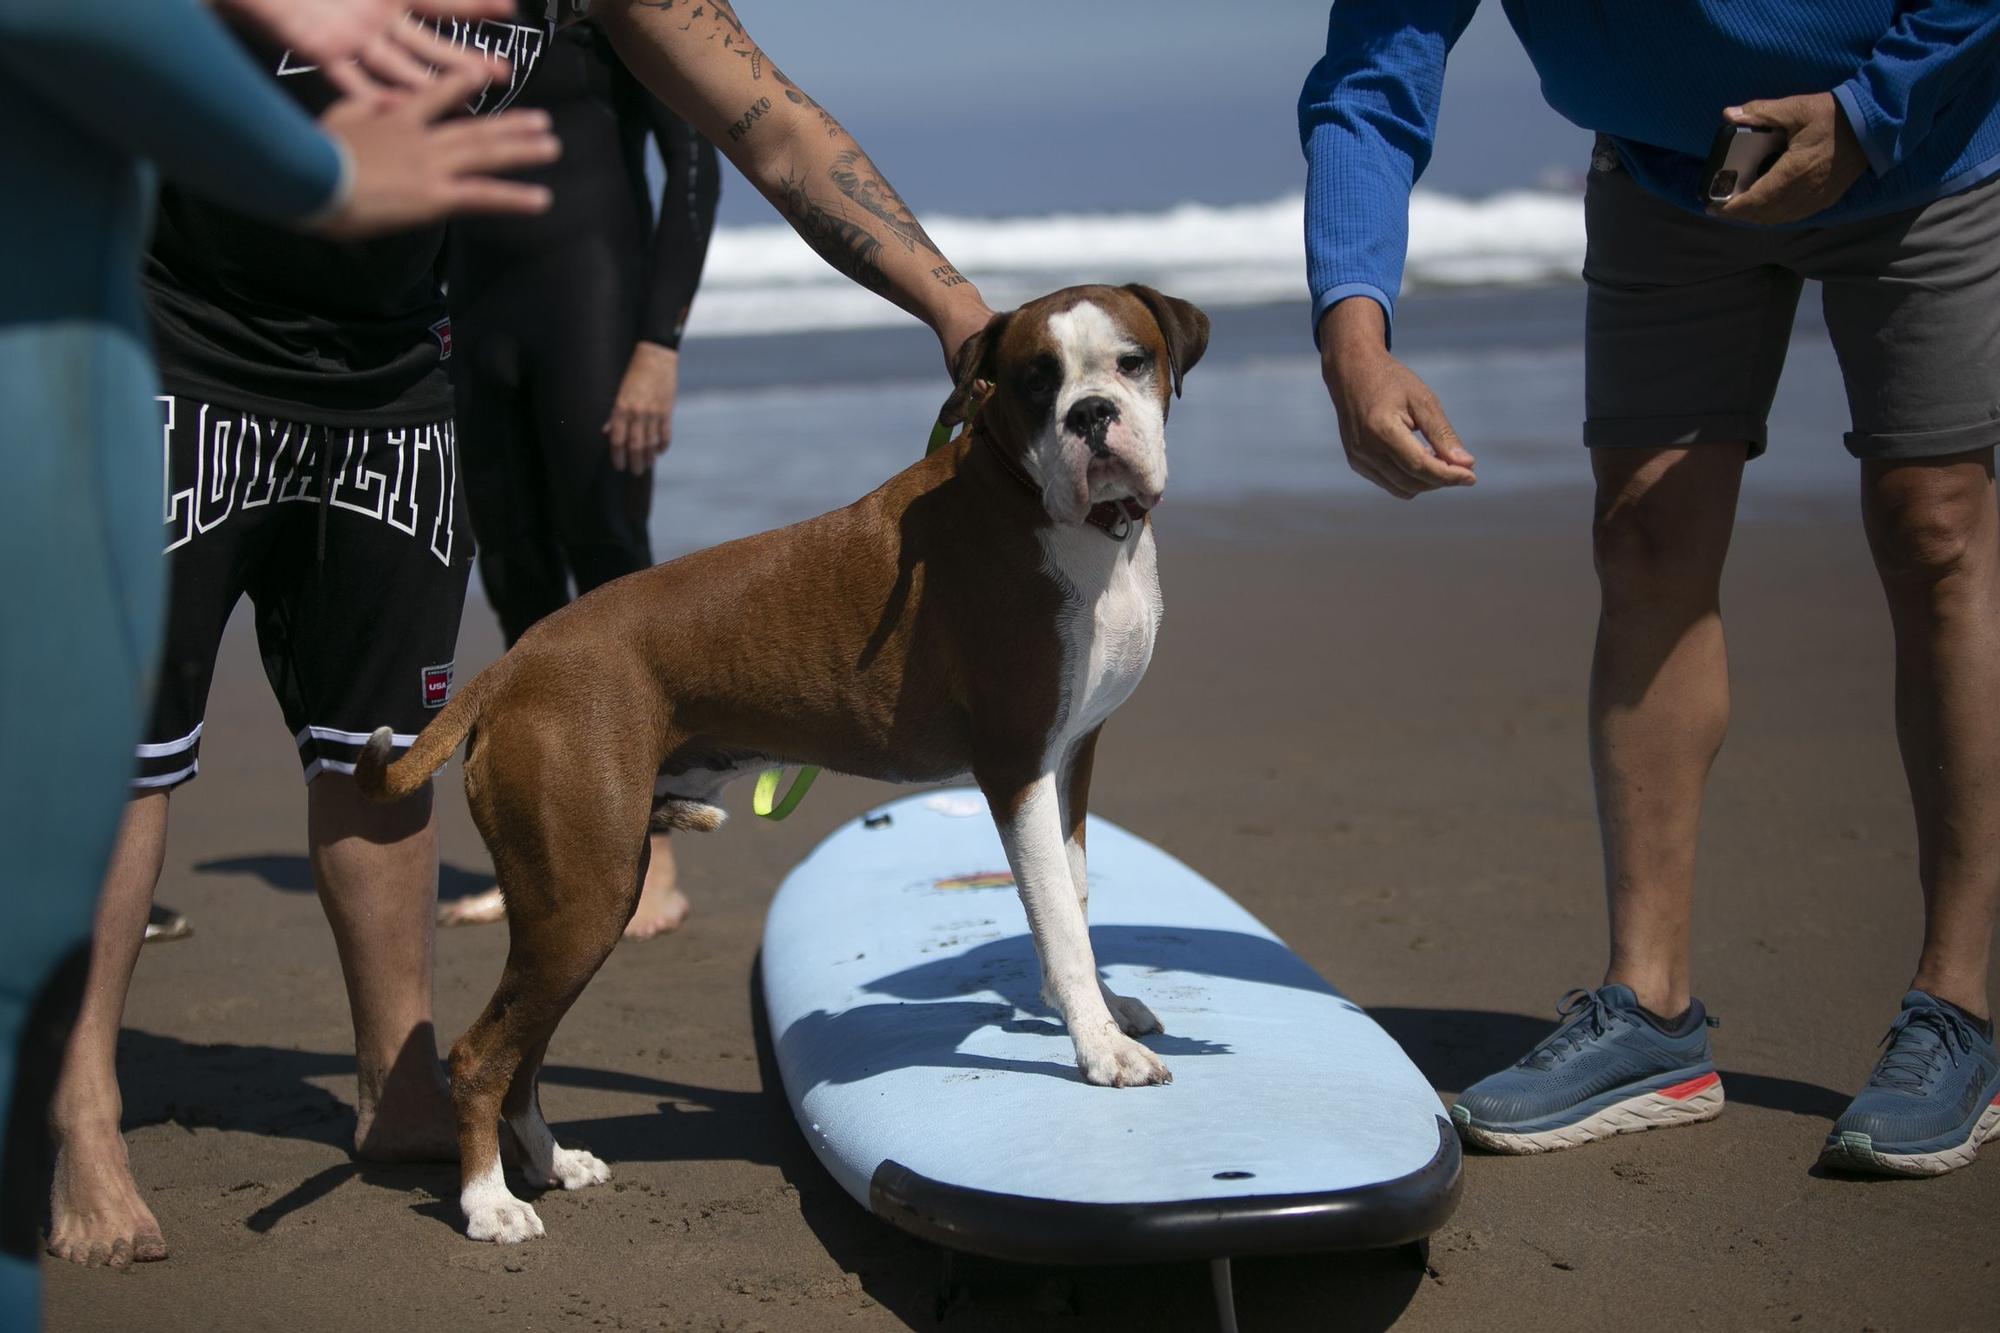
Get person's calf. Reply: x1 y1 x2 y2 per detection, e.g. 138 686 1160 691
306 775 457 1159
1863 453 2000 1027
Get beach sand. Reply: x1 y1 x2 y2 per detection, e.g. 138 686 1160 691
39 488 2000 1332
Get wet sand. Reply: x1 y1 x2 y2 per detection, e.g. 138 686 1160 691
40 489 2000 1332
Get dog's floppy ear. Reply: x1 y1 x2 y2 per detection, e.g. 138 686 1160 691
938 313 1009 427
1124 284 1210 399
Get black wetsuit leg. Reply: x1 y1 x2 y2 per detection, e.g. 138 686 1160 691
451 299 569 645
520 243 655 602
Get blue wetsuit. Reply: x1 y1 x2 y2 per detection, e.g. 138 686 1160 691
0 0 340 1313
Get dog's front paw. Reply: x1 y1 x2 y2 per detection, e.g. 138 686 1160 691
546 1146 611 1191
1102 985 1163 1036
1077 1031 1172 1087
465 1196 545 1244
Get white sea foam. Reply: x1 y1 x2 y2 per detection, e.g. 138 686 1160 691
684 189 1586 339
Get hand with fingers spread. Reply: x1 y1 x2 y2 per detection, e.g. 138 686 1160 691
311 64 560 239
1710 93 1869 225
1319 296 1475 500
604 341 681 474
220 0 515 96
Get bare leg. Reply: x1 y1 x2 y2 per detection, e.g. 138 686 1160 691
623 832 689 940
47 795 170 1268
440 833 689 939
438 885 507 928
307 773 456 1160
1862 452 2000 1022
1589 447 1747 1018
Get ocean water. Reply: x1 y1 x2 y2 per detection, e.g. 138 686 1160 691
655 278 1859 560
686 190 1585 338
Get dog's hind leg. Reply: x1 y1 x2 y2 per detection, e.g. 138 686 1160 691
499 838 653 1196
451 810 646 1242
1058 729 1162 1039
451 951 549 1243
503 1036 610 1193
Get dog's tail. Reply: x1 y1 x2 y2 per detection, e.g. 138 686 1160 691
354 660 507 803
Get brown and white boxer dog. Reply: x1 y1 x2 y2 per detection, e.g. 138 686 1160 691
355 283 1208 1243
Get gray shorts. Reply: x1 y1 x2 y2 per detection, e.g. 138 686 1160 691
1583 142 2000 460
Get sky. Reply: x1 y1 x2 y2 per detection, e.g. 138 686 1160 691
707 1 1594 223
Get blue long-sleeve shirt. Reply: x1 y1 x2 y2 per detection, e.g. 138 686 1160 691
1300 1 2000 341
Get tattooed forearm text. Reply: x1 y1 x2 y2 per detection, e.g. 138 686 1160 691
728 96 771 141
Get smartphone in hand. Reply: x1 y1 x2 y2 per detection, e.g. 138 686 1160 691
1702 124 1786 204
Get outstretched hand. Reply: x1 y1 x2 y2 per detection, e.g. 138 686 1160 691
311 63 560 239
1710 93 1869 225
1320 298 1475 500
221 0 515 97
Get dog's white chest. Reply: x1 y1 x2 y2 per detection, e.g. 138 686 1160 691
1041 523 1161 749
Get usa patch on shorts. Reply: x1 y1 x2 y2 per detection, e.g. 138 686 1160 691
423 663 454 708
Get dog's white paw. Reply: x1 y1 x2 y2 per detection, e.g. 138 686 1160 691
547 1146 611 1191
1102 986 1163 1036
1077 1031 1171 1087
465 1196 545 1244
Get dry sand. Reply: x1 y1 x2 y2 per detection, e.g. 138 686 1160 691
40 491 2000 1332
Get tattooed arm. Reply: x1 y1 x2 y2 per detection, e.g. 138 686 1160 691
593 0 992 368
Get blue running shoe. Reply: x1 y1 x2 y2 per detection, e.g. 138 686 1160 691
1451 985 1723 1154
1820 991 2000 1178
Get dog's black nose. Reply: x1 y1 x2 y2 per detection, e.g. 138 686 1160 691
1064 395 1119 448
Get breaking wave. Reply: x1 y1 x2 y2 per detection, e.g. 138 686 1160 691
685 188 1585 338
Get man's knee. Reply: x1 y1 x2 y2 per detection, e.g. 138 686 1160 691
309 770 434 846
1593 490 1721 615
1590 449 1742 616
1864 457 1996 591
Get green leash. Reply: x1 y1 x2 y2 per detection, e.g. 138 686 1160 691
756 414 960 820
752 764 819 820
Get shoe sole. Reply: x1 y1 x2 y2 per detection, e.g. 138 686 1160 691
1818 1097 2000 1178
1453 1072 1724 1154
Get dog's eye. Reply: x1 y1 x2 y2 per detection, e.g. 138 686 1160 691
1020 358 1058 398
1117 352 1149 376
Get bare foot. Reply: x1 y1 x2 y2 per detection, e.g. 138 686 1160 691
353 1042 459 1163
624 833 690 941
47 1117 167 1267
437 885 506 928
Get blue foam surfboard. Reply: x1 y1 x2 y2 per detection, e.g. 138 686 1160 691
760 789 1460 1265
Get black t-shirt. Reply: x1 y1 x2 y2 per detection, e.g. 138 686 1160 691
144 2 568 427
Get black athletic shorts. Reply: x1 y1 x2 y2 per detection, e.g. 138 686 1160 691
134 395 473 789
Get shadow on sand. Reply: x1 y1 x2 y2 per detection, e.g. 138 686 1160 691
109 933 1853 1330
194 853 497 904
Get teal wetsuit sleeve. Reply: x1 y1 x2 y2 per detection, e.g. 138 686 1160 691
1832 2 2000 178
0 0 342 223
1298 0 1482 346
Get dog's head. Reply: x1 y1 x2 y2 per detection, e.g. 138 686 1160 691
941 284 1209 526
